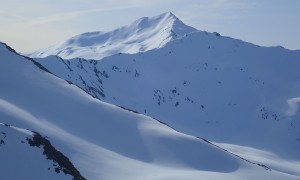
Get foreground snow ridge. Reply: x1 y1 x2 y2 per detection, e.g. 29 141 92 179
0 123 86 180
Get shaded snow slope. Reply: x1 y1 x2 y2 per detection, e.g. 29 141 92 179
1 42 298 179
35 30 300 177
0 123 84 180
26 12 196 60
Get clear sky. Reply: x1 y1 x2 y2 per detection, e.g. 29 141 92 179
1 0 299 52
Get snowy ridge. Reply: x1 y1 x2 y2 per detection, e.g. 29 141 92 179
34 27 300 178
0 123 85 180
26 12 196 60
1 42 297 179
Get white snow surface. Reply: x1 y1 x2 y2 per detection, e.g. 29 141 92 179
26 12 196 60
1 42 298 179
34 27 300 178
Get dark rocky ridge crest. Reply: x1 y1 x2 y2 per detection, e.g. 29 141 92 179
27 132 86 180
0 42 52 74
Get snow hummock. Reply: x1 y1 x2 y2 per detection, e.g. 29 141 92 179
26 12 196 60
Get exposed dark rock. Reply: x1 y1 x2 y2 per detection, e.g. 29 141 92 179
197 137 270 170
112 65 121 72
213 32 221 36
153 89 166 106
87 86 105 98
134 69 140 77
102 70 109 78
78 75 86 86
119 106 139 114
260 107 280 121
26 57 53 74
93 66 102 79
171 88 177 94
66 80 73 84
27 132 86 180
59 57 73 72
77 63 84 70
0 139 5 145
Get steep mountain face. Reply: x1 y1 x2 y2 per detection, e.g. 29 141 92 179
3 42 295 179
26 12 196 60
33 18 300 177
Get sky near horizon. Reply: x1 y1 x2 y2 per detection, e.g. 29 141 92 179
0 0 299 52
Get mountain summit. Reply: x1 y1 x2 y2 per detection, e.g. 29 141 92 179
26 12 196 60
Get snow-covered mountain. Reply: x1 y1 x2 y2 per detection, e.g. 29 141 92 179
26 12 196 60
31 13 300 178
2 11 300 179
2 42 295 179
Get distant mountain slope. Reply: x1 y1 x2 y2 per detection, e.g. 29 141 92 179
35 29 300 177
26 12 196 60
3 42 294 179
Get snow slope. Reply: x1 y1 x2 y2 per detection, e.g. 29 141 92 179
0 123 84 180
3 42 296 179
35 29 300 178
26 12 196 60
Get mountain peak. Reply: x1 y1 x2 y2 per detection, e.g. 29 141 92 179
131 12 189 35
133 12 178 24
158 11 178 20
153 11 178 21
26 12 197 60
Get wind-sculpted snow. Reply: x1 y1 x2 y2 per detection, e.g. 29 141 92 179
1 41 298 179
26 12 196 60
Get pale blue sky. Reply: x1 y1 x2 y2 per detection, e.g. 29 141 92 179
0 0 299 52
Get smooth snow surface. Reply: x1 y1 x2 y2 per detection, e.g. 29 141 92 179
34 26 300 178
26 12 196 60
1 42 298 179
